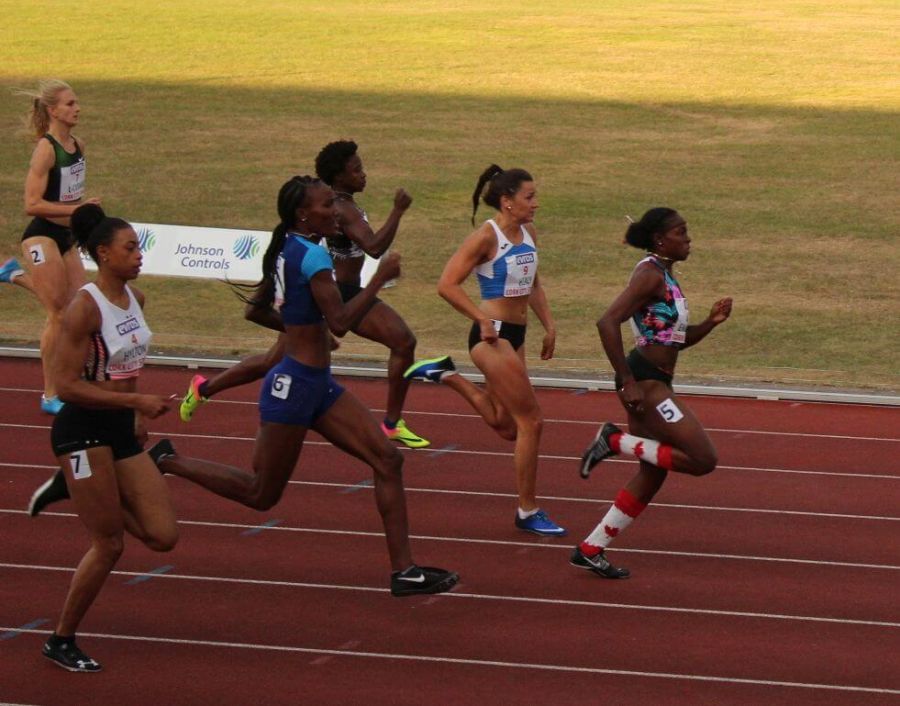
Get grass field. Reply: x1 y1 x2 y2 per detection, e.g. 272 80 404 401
1 1 897 389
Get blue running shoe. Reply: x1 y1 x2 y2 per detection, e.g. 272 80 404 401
515 509 567 537
0 258 24 284
40 395 64 415
403 355 456 383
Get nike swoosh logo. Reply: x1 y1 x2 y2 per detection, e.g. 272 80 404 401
397 574 426 583
500 244 509 249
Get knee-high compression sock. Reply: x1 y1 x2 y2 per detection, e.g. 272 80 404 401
581 488 647 555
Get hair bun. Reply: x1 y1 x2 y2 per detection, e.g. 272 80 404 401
71 203 106 246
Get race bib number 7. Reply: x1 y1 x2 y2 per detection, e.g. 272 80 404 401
69 449 92 479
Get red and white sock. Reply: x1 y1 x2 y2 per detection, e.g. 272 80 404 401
608 430 675 470
581 488 647 555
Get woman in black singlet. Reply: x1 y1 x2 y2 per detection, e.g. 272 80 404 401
18 80 101 415
38 204 178 672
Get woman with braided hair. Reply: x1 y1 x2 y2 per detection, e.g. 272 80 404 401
152 176 458 597
572 207 732 579
405 164 565 537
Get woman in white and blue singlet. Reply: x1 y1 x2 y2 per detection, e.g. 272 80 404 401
39 204 178 672
405 165 565 537
152 176 458 598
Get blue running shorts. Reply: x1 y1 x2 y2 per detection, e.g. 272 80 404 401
259 356 345 426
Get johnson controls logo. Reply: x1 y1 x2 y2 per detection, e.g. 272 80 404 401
233 235 260 261
136 227 156 253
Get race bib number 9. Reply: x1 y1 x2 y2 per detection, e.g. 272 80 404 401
656 398 684 424
271 374 292 400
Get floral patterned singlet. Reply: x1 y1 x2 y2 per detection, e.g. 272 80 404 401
629 256 689 348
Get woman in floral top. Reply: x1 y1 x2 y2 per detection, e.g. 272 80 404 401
571 208 733 578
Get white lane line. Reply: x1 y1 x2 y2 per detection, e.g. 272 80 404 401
2 465 898 519
0 624 897 694
1 425 897 481
3 514 897 571
2 563 898 628
0 388 896 442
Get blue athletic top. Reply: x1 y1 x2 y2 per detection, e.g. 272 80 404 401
275 234 334 326
474 219 538 300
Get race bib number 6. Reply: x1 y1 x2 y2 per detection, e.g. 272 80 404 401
271 374 292 400
656 398 684 424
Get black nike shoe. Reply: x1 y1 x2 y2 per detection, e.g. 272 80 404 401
579 422 622 479
148 438 176 470
42 634 102 672
27 469 70 517
390 565 459 597
569 546 630 579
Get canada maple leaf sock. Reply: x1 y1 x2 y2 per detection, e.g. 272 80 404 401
581 488 648 555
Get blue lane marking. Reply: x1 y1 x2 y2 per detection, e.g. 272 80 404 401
241 518 282 536
0 618 49 641
340 479 374 494
124 565 174 585
428 444 458 458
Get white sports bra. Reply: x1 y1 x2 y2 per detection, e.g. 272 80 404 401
81 283 152 381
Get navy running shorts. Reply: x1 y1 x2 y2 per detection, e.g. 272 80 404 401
259 356 345 426
50 404 143 460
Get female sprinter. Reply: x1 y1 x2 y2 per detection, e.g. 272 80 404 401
40 204 178 671
19 80 101 414
572 207 732 578
179 140 432 450
405 165 565 537
154 175 458 597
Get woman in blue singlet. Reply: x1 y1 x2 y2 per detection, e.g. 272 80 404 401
405 165 565 537
153 176 458 598
571 207 733 579
18 80 102 414
39 204 178 671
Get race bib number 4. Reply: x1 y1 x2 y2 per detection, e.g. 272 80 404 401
271 374 292 400
656 398 684 423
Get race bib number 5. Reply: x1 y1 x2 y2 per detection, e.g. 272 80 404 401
656 398 684 423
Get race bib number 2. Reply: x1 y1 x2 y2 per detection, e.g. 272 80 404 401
656 398 684 424
28 243 46 266
271 374 292 400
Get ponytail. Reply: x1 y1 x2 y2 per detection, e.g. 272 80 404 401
71 203 130 263
470 164 534 224
14 79 72 141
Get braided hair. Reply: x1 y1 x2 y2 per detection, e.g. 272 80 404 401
235 175 322 308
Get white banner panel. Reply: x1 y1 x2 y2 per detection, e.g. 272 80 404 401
81 223 272 282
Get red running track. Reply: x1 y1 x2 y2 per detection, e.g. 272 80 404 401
0 357 898 705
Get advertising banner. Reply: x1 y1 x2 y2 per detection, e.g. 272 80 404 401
82 223 270 282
